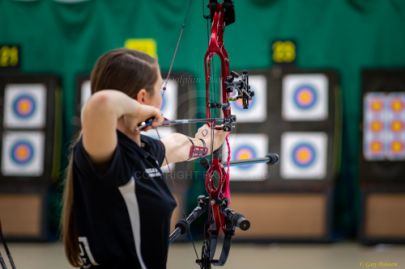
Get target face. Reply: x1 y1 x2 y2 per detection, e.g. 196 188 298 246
1 131 45 176
161 80 178 120
230 75 267 122
363 92 405 160
223 134 268 181
3 84 47 128
80 80 91 108
280 132 327 179
282 74 328 121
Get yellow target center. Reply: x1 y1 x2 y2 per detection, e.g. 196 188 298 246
370 141 383 153
391 100 404 112
297 148 310 161
371 121 383 132
20 100 31 112
371 101 383 112
391 141 403 153
16 146 29 159
239 151 250 160
391 121 403 132
300 91 311 104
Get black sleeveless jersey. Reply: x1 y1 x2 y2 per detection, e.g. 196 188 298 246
72 130 177 269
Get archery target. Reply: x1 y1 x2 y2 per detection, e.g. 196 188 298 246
386 93 405 160
282 74 328 121
364 92 386 160
280 132 327 179
223 134 268 181
161 80 178 120
230 75 267 122
1 131 45 176
81 80 91 108
363 92 405 160
3 84 47 128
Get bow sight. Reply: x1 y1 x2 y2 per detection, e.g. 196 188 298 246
226 71 254 109
207 0 235 26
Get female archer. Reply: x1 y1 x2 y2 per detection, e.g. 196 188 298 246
61 48 227 269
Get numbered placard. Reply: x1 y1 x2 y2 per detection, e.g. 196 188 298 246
1 131 45 176
124 38 157 59
282 74 328 121
280 132 327 179
3 84 47 128
272 40 296 64
0 45 20 69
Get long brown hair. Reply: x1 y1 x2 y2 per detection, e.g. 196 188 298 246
61 48 158 267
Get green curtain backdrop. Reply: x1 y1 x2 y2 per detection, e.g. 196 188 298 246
1 0 405 237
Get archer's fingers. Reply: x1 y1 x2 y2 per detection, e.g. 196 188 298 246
151 111 164 128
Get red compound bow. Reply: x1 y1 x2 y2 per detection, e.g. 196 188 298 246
151 1 278 268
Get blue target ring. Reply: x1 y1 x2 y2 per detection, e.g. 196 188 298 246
10 140 35 165
12 94 36 119
293 84 318 110
232 144 257 170
291 142 316 168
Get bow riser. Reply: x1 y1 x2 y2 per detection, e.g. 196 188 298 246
204 3 231 121
204 2 233 237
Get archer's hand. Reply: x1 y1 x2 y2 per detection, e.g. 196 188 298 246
195 124 229 152
123 103 164 133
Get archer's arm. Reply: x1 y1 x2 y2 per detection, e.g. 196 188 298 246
81 90 163 163
160 124 228 166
